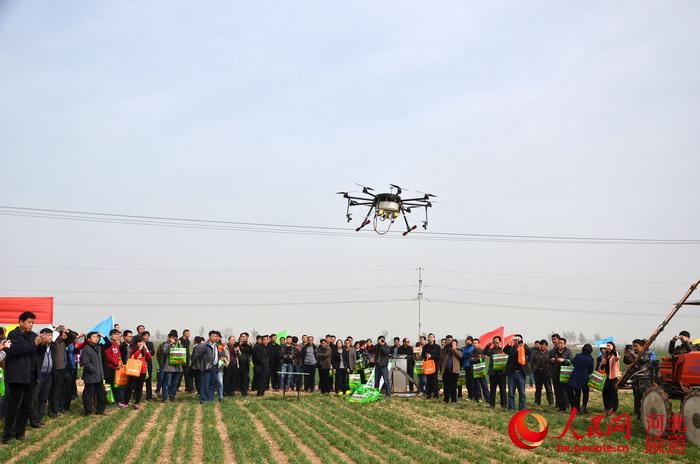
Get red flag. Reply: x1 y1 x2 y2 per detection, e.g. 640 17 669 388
503 333 515 346
0 297 54 324
478 326 504 345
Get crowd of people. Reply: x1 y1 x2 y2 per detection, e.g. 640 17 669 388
0 310 697 445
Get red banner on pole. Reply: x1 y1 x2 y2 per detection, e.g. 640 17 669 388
0 297 54 324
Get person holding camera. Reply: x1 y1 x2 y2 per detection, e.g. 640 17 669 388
669 330 696 355
503 334 530 411
373 336 392 396
440 338 463 404
0 336 10 364
3 311 46 444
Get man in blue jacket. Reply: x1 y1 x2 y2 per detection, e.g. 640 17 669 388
461 336 475 400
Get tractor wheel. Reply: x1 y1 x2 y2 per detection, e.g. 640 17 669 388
681 390 700 446
641 385 673 437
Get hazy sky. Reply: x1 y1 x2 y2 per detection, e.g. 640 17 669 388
1 1 699 344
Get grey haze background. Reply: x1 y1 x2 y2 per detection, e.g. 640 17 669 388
1 1 699 344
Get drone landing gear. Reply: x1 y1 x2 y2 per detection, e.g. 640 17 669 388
355 206 374 232
402 214 417 236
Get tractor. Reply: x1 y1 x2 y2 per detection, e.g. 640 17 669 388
618 280 700 446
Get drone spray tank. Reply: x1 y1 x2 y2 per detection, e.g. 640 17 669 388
374 193 401 234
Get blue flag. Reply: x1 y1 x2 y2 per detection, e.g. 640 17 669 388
87 315 113 337
594 336 614 348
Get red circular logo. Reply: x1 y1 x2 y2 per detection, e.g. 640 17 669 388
508 410 549 449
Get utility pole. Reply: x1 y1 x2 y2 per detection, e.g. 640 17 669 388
417 266 423 338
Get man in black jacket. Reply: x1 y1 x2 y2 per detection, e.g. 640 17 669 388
421 333 441 399
300 336 319 392
484 336 507 409
236 332 253 396
252 335 270 396
80 332 106 415
550 337 573 412
3 311 48 444
178 329 193 393
396 337 415 392
373 336 392 396
30 328 56 427
531 340 553 406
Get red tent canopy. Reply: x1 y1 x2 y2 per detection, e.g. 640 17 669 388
0 297 54 324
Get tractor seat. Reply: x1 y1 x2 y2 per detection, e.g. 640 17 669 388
661 355 673 362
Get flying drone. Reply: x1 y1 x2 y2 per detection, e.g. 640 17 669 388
337 184 436 236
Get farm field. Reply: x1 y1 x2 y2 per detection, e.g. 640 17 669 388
1 388 695 464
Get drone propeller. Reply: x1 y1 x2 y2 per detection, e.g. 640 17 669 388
390 183 403 195
353 183 374 191
415 190 437 198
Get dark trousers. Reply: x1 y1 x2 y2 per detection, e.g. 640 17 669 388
61 370 76 410
49 369 65 414
488 374 507 408
553 378 568 411
191 368 201 393
472 376 490 402
583 388 589 410
255 367 269 396
303 364 316 392
145 362 153 400
567 386 581 412
271 363 280 389
602 379 619 412
223 364 238 396
425 373 439 398
319 368 331 393
464 366 474 399
3 383 34 440
179 365 194 393
125 373 146 405
534 370 554 405
237 365 250 396
334 368 348 393
443 371 458 403
82 382 106 415
31 372 53 425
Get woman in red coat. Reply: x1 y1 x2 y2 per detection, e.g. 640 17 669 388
120 335 152 410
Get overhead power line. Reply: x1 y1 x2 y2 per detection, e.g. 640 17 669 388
0 264 416 273
426 298 700 318
0 284 415 295
1 205 699 245
426 285 669 306
425 268 689 285
54 298 415 308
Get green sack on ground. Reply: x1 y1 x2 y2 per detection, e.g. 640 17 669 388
560 365 574 383
472 362 486 379
588 371 606 390
104 383 115 404
347 385 382 404
491 353 508 371
349 374 362 391
0 368 5 397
